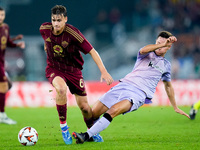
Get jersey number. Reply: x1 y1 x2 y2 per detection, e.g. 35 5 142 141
79 79 84 88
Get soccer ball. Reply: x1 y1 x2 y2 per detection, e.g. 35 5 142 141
18 126 38 146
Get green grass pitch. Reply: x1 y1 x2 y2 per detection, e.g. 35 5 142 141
0 106 199 150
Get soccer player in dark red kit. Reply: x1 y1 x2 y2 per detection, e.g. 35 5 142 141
39 5 113 145
0 7 25 124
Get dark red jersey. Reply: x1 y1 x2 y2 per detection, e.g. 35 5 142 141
39 22 93 71
0 23 17 68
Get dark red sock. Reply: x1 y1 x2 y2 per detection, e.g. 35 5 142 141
84 117 94 128
0 93 5 112
56 104 67 124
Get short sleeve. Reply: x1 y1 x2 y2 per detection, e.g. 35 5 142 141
161 72 171 81
66 25 93 54
161 62 171 81
137 47 150 59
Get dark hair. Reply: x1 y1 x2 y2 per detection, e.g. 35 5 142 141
157 31 173 39
51 5 67 17
0 7 5 11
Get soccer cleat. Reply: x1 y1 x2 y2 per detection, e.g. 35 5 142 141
0 113 17 125
92 133 104 142
61 126 72 145
72 132 87 144
189 105 198 120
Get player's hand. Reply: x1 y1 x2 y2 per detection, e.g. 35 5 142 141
174 107 190 119
165 36 177 47
100 72 114 85
17 41 25 49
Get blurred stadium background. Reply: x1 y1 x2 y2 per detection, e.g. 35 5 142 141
1 0 200 107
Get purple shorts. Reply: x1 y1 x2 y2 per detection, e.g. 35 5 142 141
45 66 87 96
99 82 146 114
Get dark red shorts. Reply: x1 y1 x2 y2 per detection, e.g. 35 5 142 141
0 67 7 82
45 66 87 96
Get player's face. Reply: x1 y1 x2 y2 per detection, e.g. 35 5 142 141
51 14 67 33
155 37 169 57
0 10 5 25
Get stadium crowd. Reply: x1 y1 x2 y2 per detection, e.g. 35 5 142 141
91 0 200 79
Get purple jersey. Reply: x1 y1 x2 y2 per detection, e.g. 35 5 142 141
120 50 171 99
0 23 17 68
39 22 93 71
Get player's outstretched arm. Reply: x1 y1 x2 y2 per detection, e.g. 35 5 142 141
163 81 190 119
11 34 23 41
89 48 113 85
140 36 177 55
139 43 166 55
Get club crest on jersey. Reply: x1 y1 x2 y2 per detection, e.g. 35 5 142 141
62 41 69 48
53 45 64 57
1 36 7 45
148 61 164 73
1 36 7 50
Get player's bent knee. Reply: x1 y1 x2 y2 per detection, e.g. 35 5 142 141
107 107 123 118
56 87 67 96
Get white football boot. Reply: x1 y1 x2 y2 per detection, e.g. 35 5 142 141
0 112 17 124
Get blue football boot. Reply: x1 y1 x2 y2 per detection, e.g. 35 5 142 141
92 133 104 142
61 126 72 145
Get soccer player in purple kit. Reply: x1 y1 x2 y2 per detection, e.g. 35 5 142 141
39 5 113 145
0 7 25 125
72 31 190 144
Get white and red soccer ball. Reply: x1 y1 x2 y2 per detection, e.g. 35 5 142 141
18 126 38 146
